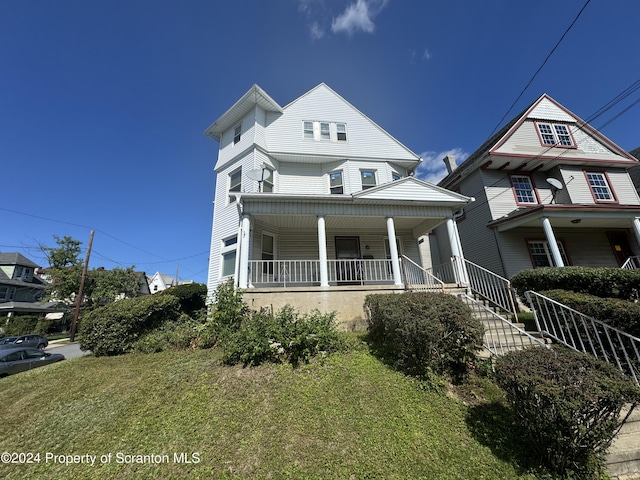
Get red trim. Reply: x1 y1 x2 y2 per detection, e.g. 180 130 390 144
480 160 492 170
583 170 619 204
534 121 578 149
497 162 511 170
487 151 638 167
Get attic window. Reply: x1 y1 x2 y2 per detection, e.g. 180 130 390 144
336 123 347 141
361 170 376 190
303 121 347 142
536 122 575 147
234 124 242 144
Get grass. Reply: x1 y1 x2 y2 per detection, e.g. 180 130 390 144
0 337 536 480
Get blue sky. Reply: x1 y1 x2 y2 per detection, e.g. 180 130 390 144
2 0 639 284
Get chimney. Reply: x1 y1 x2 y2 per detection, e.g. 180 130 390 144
443 154 457 174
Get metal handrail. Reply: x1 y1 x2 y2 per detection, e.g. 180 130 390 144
401 255 445 292
525 290 640 386
454 256 518 320
621 256 640 269
459 293 548 356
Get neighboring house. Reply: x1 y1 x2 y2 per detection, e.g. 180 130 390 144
147 272 179 293
0 252 67 318
433 94 640 278
205 83 472 325
629 147 640 196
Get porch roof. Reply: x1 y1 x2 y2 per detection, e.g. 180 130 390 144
488 204 640 232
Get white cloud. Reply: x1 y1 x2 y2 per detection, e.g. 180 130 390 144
309 21 325 40
331 0 389 36
422 48 431 60
415 148 469 184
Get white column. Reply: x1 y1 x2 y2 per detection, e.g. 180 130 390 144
386 217 402 286
317 215 329 287
541 216 564 267
238 214 251 288
632 218 640 251
446 217 468 284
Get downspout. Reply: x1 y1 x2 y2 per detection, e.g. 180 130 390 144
234 196 243 288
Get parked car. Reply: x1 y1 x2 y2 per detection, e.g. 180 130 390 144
0 334 48 350
0 348 65 377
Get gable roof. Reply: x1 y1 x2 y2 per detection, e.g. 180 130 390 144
0 253 40 269
439 94 638 189
352 176 472 207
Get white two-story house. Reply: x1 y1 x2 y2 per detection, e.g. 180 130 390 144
205 83 472 326
433 94 640 278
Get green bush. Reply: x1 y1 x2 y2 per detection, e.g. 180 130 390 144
494 347 640 478
364 292 483 379
511 266 640 301
159 282 207 315
79 294 180 356
3 315 45 335
222 306 344 367
134 319 200 353
541 289 640 338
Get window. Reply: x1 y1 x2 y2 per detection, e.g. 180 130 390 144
221 235 238 278
0 286 8 301
361 170 376 190
228 168 242 203
262 167 274 193
336 123 347 141
303 121 314 139
320 122 330 140
586 172 615 202
392 172 401 181
527 240 569 268
233 124 242 144
330 171 344 194
536 122 574 147
511 175 537 204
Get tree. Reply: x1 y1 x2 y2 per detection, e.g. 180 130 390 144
41 235 84 302
89 267 140 305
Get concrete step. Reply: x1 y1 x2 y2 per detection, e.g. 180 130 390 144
607 406 640 478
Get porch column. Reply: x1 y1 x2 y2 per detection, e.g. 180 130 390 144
238 214 251 288
386 217 402 286
446 217 468 284
541 216 564 267
317 215 329 287
632 217 640 251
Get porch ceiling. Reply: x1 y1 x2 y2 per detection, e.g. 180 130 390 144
490 204 640 232
251 213 445 234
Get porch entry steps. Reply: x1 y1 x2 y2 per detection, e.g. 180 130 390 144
607 406 640 479
457 293 549 358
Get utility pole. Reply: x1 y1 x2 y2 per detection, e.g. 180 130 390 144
175 264 179 287
70 230 94 342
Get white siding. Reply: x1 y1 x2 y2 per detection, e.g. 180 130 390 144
214 110 257 170
528 98 575 122
278 162 327 194
559 167 640 205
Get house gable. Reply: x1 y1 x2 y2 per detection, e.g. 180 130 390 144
353 177 472 206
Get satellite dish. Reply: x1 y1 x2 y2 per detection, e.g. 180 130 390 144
247 168 271 181
546 178 563 204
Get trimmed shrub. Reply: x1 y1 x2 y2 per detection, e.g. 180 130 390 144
541 289 640 338
79 294 180 356
134 318 200 353
222 306 344 367
365 292 483 378
3 315 39 335
159 282 207 316
494 347 640 478
511 266 640 301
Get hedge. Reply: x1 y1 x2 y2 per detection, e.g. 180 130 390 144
495 347 640 478
511 266 640 301
365 292 483 379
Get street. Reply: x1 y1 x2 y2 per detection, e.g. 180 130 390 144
46 342 90 360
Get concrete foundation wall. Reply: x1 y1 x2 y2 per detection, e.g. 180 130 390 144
243 285 405 331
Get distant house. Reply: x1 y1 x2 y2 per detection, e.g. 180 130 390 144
0 252 68 318
204 83 472 325
147 272 192 294
433 94 640 277
629 147 640 196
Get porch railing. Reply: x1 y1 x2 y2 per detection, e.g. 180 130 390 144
453 256 518 320
401 256 445 292
525 290 640 386
621 256 640 269
249 259 401 286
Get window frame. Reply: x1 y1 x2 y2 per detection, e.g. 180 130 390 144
228 167 242 204
336 123 347 141
535 122 576 148
526 239 571 268
360 170 377 190
320 122 330 140
510 174 539 205
584 171 617 204
233 124 242 144
220 235 238 278
303 121 314 139
329 170 344 194
261 233 275 275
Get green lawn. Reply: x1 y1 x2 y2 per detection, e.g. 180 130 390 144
0 341 535 479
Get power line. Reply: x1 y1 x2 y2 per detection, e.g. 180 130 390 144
489 0 592 137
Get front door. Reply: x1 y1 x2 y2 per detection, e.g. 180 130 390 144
607 232 634 267
335 236 361 282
